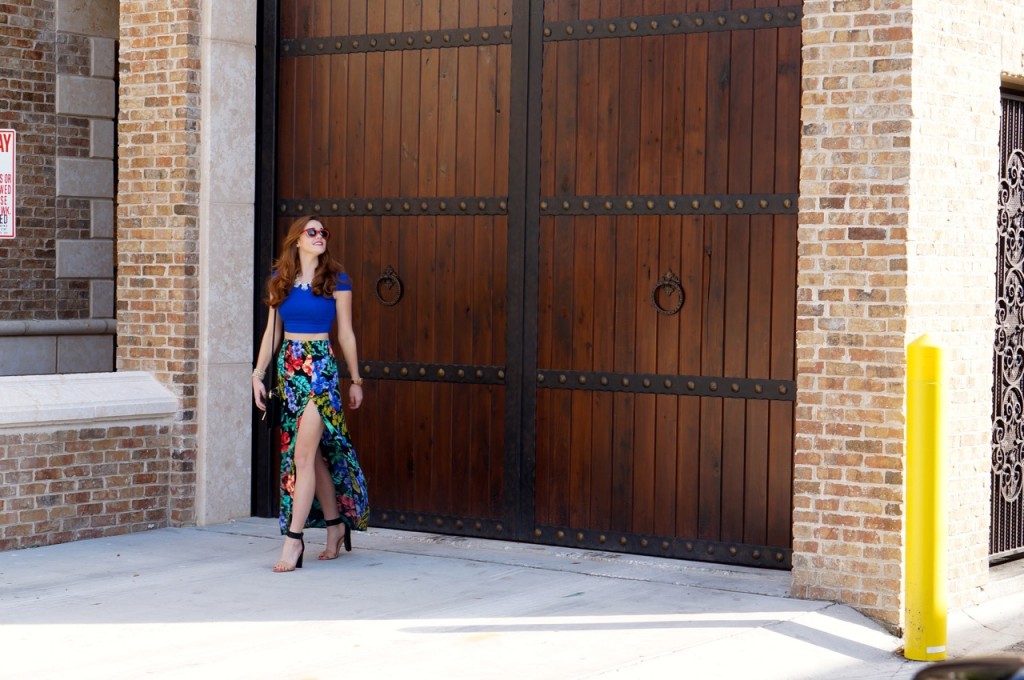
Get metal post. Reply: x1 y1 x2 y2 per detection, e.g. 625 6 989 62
904 334 947 661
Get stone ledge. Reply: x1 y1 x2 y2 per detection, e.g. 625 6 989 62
0 371 178 431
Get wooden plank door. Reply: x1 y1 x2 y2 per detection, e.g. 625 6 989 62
527 0 800 567
273 0 519 538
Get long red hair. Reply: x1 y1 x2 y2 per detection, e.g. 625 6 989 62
264 215 343 307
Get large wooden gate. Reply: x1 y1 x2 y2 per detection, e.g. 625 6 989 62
259 0 800 568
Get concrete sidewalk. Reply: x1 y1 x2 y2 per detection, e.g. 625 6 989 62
1 518 1022 680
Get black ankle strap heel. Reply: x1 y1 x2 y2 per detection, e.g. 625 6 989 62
324 517 352 552
286 530 304 569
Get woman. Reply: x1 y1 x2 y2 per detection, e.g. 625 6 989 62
252 215 369 572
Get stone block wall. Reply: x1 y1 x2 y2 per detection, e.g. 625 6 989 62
117 0 203 526
0 0 118 375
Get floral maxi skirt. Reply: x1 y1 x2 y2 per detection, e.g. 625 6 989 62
276 339 369 534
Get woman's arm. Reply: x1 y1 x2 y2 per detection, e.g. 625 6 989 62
251 308 283 410
335 290 363 409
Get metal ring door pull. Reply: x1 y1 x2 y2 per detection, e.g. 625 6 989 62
375 265 404 306
652 269 684 316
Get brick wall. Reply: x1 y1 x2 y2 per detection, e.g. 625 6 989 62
117 2 202 525
0 423 172 551
796 0 1024 628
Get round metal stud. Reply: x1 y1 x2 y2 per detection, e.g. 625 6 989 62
299 43 306 52
544 27 552 37
400 367 409 377
479 201 486 210
534 528 542 537
314 204 322 213
642 378 651 388
283 44 290 53
499 201 507 210
384 202 392 211
710 381 718 391
459 201 467 210
421 202 428 211
399 514 406 522
760 199 769 209
474 521 482 529
646 200 655 209
582 200 590 209
296 203 304 213
578 375 586 385
366 202 374 211
503 31 511 39
784 198 793 208
406 36 415 46
368 39 376 47
671 18 681 28
735 199 744 209
388 37 396 46
752 550 761 559
740 14 749 24
621 377 630 387
496 524 503 532
435 517 444 526
764 12 773 22
497 370 505 380
418 367 427 377
691 200 700 209
424 35 432 44
586 24 594 34
455 520 463 529
600 376 608 386
557 530 565 539
562 200 570 210
731 383 740 392
383 366 391 376
558 374 567 384
403 202 411 211
363 364 371 374
625 199 634 209
608 23 617 33
279 203 287 212
667 200 677 209
335 41 343 50
604 200 613 209
687 381 695 390
481 31 490 40
779 385 788 395
565 26 574 36
577 532 584 541
714 199 722 209
695 17 704 27
381 512 389 521
650 20 659 29
599 534 607 543
439 201 447 210
775 552 784 562
629 21 638 31
788 11 797 20
540 200 549 210
475 369 484 378
349 202 356 211
707 545 715 554
443 34 451 43
664 379 672 389
717 15 726 26
729 546 737 556
640 538 648 547
537 373 545 383
457 369 465 378
620 537 627 545
463 33 471 42
755 384 763 393
331 203 339 211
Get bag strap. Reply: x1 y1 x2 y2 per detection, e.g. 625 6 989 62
268 305 279 393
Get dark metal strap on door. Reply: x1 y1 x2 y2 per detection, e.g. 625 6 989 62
278 196 509 217
343 361 507 385
282 25 513 57
536 369 795 401
534 524 791 569
543 6 801 43
539 193 796 217
372 508 508 540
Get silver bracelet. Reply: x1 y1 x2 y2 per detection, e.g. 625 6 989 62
252 368 266 380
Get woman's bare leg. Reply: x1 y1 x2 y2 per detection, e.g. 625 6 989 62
274 404 325 570
314 453 346 559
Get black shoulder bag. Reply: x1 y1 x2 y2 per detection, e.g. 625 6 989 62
262 306 281 431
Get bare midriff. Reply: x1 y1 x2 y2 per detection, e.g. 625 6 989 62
283 332 330 342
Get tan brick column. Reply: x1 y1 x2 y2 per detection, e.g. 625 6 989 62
794 2 913 627
117 1 202 526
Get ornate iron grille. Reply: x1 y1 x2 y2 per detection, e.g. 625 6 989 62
992 92 1024 560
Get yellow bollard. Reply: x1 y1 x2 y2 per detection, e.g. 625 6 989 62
904 334 947 661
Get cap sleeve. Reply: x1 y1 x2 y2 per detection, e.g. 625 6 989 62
336 272 353 292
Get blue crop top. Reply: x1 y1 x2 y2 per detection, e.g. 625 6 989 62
277 272 352 333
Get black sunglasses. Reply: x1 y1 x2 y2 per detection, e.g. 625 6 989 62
303 227 330 239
